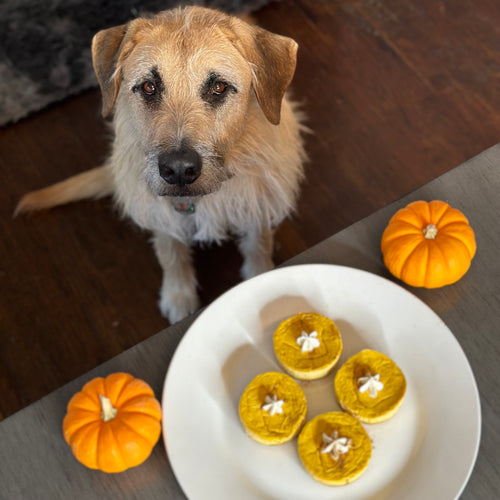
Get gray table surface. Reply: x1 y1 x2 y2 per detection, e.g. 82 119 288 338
1 145 499 499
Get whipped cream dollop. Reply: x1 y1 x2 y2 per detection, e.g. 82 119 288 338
262 394 284 416
358 372 384 398
321 430 352 460
296 330 320 353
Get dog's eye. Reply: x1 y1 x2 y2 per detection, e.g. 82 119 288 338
201 74 234 106
142 81 156 95
212 81 227 95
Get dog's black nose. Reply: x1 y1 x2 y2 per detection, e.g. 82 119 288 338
158 147 202 186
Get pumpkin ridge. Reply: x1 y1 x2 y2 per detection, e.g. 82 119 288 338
383 233 423 252
406 201 427 219
388 212 423 229
119 409 162 422
435 220 473 235
431 214 465 229
429 201 450 226
389 231 424 272
400 240 428 284
68 421 100 469
118 414 161 446
407 200 434 227
110 381 129 407
117 395 161 415
425 239 449 287
439 232 476 259
68 399 101 413
97 419 126 472
384 221 423 241
95 422 104 470
82 378 107 407
65 408 100 423
112 417 157 467
436 217 469 228
64 418 97 443
69 390 100 412
115 382 155 407
104 373 134 406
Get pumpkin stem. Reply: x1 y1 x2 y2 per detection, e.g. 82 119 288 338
423 224 438 240
99 394 118 422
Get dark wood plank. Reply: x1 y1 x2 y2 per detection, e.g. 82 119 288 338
2 0 500 419
0 92 167 419
257 0 500 260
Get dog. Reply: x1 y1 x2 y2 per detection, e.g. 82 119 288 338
16 6 307 323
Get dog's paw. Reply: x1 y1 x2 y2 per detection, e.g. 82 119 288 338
158 288 200 324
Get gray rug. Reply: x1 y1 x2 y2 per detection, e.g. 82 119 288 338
0 0 271 127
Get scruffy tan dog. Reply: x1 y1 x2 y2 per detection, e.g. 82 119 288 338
16 6 306 323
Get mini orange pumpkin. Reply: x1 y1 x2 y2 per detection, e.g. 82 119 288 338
63 372 162 473
381 200 476 288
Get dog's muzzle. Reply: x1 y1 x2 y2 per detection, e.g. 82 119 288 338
158 146 202 187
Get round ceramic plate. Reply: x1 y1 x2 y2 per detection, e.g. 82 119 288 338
162 264 480 500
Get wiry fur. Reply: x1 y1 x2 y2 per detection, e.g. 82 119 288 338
16 6 307 323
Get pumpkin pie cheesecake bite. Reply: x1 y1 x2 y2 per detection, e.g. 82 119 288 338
239 371 307 445
298 411 372 486
273 313 343 380
334 349 406 424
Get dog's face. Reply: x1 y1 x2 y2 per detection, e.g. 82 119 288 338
120 17 254 197
91 7 298 198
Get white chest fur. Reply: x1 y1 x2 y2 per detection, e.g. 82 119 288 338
109 98 306 245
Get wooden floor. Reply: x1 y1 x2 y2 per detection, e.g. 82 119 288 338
2 0 500 420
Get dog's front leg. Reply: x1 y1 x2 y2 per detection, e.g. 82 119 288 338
152 232 200 324
238 226 274 280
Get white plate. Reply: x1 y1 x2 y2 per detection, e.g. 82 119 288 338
162 264 480 500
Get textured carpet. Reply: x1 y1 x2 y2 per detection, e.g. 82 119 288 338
0 0 271 126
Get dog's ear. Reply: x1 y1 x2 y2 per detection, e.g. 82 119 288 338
91 21 142 117
229 22 298 125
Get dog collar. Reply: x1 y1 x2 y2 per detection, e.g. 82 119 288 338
172 201 196 214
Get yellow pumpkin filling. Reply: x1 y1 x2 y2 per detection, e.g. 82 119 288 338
298 412 371 485
334 350 406 423
273 313 343 380
239 372 307 445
